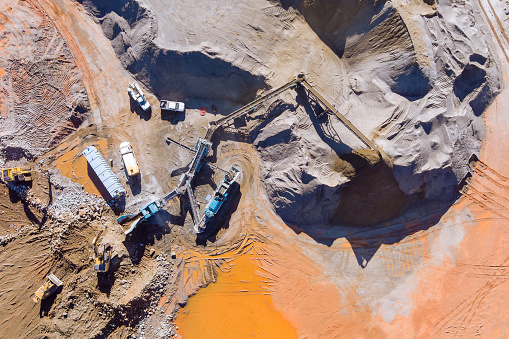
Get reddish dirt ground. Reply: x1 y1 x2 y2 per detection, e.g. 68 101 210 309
1 0 509 337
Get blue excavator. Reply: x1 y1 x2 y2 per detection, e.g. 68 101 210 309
117 137 212 235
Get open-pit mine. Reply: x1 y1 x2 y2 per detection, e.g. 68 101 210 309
1 0 509 337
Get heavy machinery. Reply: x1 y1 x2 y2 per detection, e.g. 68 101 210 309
120 141 140 177
127 82 151 111
118 189 182 235
120 74 380 236
117 137 215 235
205 74 384 159
0 167 32 183
33 274 63 303
92 230 112 272
194 166 240 233
83 146 126 200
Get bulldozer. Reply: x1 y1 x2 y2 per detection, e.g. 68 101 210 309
1 167 32 183
92 230 111 272
33 274 63 303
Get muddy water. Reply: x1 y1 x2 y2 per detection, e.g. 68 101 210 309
176 253 296 338
56 139 107 196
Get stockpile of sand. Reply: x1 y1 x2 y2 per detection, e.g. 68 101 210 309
78 0 501 231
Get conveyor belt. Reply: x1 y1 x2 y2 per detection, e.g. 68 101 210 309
186 180 200 223
205 77 301 139
298 78 381 156
204 74 383 158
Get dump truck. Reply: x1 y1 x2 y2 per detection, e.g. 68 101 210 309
120 141 140 177
127 82 150 111
160 99 185 112
1 167 32 183
92 230 111 272
33 274 63 303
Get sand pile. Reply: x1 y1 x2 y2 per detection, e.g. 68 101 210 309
0 1 90 165
79 0 501 230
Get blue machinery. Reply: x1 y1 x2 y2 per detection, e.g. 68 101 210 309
117 74 384 235
117 137 212 234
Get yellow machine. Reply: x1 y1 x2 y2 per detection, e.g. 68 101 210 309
1 167 32 183
92 230 111 273
33 274 63 303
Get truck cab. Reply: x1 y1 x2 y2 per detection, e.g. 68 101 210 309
127 82 151 111
160 99 185 112
120 141 140 177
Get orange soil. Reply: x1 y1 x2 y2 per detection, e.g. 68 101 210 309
175 250 297 339
55 139 107 196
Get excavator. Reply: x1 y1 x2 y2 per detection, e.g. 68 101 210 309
117 137 212 235
117 189 182 235
1 167 32 183
92 229 111 272
33 273 63 303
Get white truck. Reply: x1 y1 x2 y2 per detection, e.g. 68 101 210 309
160 99 185 112
120 141 140 177
127 82 151 111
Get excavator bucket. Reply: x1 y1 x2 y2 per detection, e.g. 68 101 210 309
124 216 142 235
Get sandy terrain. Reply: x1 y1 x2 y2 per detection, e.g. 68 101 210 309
0 0 508 338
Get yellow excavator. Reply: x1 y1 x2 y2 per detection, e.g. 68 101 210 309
33 274 63 303
92 229 111 272
1 167 32 183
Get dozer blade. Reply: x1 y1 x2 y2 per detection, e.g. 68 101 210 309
124 216 142 235
47 273 63 287
117 211 142 224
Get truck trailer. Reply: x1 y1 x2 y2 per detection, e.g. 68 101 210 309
82 146 126 200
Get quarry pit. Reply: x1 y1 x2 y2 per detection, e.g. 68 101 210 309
1 0 509 337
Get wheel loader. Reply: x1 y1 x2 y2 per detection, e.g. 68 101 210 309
92 230 111 272
33 274 63 303
1 167 32 183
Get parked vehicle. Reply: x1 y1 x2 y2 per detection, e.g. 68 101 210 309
127 82 150 111
82 146 126 200
120 141 140 177
160 99 185 112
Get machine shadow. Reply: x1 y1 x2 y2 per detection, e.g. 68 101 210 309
96 260 119 297
129 96 152 121
126 173 142 196
39 284 63 317
161 109 185 125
